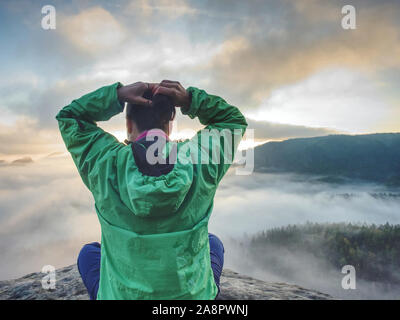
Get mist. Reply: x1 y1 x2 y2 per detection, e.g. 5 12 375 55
223 237 400 300
210 170 400 236
1 156 400 299
209 171 400 299
0 155 100 280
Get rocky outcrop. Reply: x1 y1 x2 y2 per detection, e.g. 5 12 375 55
0 264 331 300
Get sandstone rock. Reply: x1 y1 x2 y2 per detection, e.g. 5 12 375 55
0 265 331 300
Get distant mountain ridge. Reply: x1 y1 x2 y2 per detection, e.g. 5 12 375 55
254 133 400 186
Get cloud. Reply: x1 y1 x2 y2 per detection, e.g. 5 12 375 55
0 118 64 156
0 156 99 280
10 156 33 165
210 171 400 239
206 1 400 107
246 68 395 133
58 7 127 54
209 171 400 299
225 234 400 299
126 0 198 19
1 154 400 299
0 0 399 137
0 107 337 158
166 111 337 143
246 118 337 141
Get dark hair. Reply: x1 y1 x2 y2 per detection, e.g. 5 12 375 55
126 89 176 132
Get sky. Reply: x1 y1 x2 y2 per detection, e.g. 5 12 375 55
0 0 399 161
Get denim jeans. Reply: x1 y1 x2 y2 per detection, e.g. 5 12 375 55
77 233 225 300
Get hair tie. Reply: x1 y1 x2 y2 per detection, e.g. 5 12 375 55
152 85 159 96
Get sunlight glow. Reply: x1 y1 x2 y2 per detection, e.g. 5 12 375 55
111 130 264 150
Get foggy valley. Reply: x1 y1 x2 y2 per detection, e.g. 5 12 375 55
1 154 400 299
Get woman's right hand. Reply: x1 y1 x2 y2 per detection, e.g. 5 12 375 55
153 80 191 109
117 81 157 106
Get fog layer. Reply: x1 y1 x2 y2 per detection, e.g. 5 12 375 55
1 156 399 298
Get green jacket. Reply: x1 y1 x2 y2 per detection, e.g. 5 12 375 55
56 82 247 300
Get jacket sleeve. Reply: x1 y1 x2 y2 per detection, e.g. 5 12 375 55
55 82 124 190
181 87 248 184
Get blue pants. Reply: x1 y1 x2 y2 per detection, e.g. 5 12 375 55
77 233 225 300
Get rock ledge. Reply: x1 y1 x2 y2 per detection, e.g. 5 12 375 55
0 265 332 300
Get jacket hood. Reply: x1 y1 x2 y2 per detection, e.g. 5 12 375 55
121 137 194 218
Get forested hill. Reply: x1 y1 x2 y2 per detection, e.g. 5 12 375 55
249 222 400 285
254 133 400 186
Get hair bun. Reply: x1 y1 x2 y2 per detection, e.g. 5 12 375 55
126 88 176 131
152 94 175 124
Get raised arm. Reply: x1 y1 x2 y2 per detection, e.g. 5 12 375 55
156 80 248 184
55 81 154 189
56 82 125 189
